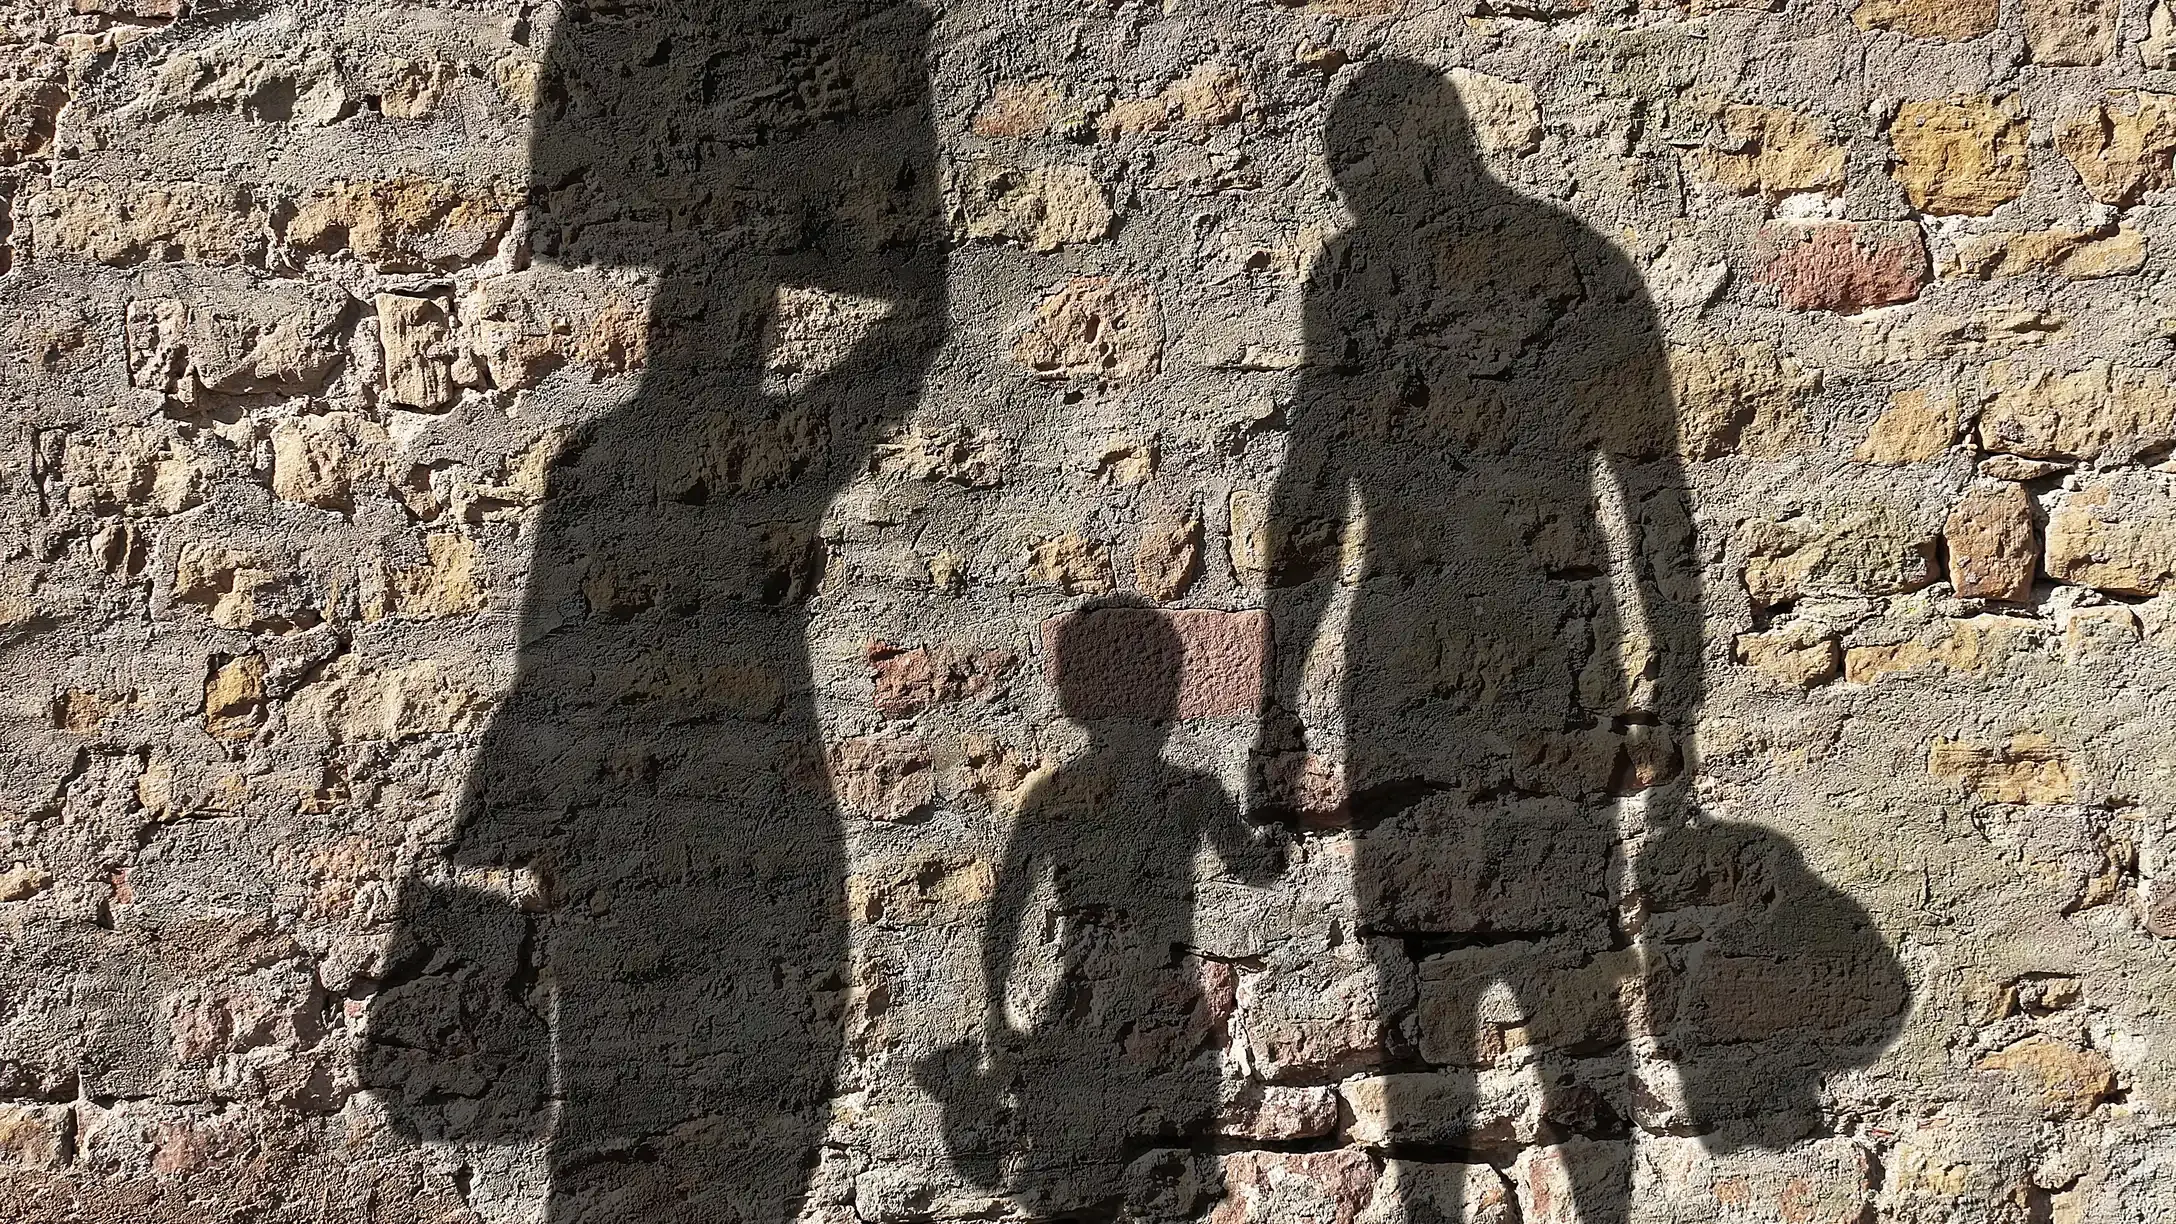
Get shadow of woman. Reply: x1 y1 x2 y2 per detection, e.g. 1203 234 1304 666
1255 60 1908 1221
361 3 946 1221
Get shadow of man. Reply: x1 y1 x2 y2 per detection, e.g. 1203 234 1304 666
361 3 945 1221
1255 61 1908 1220
919 598 1281 1221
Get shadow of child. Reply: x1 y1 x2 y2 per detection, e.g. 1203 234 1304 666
919 597 1281 1220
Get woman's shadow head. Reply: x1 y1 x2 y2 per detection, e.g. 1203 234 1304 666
1325 59 1491 226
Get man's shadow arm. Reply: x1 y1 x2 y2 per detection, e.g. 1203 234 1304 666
1252 418 1352 821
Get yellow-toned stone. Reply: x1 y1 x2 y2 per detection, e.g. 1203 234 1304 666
1858 307 2064 364
1098 63 1252 140
371 534 484 620
376 294 456 411
1890 97 2029 216
2063 603 2140 658
972 79 1064 138
1887 1141 1978 1198
1285 0 1401 11
847 854 996 926
828 736 939 823
28 182 259 265
1135 511 1203 602
1844 614 2040 683
1025 534 1114 594
1738 507 1938 607
0 78 64 164
1949 224 2145 279
1450 68 1542 155
1927 733 2076 803
271 412 385 509
491 54 542 108
1671 342 1816 458
2147 0 2176 68
1228 489 1271 586
127 46 333 122
1014 277 1161 381
2058 91 2176 206
461 270 650 388
54 690 118 734
1165 63 1250 133
1293 41 1350 74
2045 475 2176 594
659 400 826 505
125 280 351 398
0 1104 68 1169
1094 437 1156 487
2023 0 2117 65
65 429 209 517
954 161 1112 252
1852 0 1998 37
1732 621 1840 689
374 57 456 120
1977 360 2176 462
597 651 789 723
926 550 964 593
1699 105 1846 200
1976 1036 2116 1119
286 658 487 743
173 544 284 632
471 430 567 510
204 654 268 740
873 422 1007 489
1858 389 1958 463
287 177 519 270
1099 96 1172 140
0 865 51 903
761 286 900 394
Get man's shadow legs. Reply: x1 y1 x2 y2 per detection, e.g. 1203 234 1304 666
1370 934 1635 1224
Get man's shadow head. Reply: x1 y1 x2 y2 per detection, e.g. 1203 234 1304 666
1325 59 1490 223
1047 595 1186 738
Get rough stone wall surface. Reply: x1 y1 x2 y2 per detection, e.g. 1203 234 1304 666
2 0 2176 1220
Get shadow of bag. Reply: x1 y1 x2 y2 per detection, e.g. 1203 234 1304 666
360 880 552 1145
1636 819 1910 1150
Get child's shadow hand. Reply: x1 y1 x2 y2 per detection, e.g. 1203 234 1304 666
1210 783 1290 886
913 1038 1008 1192
1226 823 1288 886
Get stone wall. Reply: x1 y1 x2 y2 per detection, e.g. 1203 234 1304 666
2 0 2175 1219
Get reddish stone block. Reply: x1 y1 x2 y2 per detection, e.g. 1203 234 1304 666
1040 606 1267 720
1215 1083 1339 1141
1944 481 2040 601
1756 221 1929 313
866 641 1017 718
2148 877 2176 938
1211 1150 1378 1224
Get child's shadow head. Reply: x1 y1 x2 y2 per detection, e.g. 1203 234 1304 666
1048 596 1186 743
